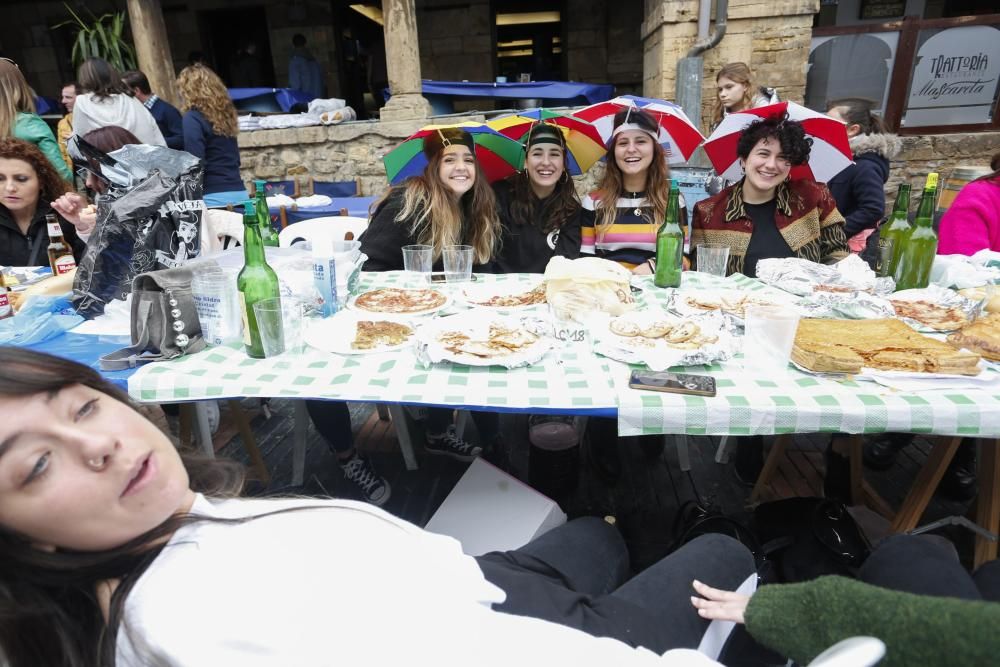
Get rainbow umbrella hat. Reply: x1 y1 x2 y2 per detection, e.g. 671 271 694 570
383 121 525 185
487 108 606 175
573 95 706 164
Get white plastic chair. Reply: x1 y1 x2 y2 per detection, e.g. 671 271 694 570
278 216 369 248
201 209 244 254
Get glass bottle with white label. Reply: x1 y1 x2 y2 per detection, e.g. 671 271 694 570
45 214 76 275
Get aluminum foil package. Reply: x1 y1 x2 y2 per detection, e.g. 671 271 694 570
756 255 882 296
888 285 982 332
795 291 896 320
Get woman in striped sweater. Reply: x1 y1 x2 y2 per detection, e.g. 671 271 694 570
581 108 685 274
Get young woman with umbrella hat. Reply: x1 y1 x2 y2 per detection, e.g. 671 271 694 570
492 122 583 273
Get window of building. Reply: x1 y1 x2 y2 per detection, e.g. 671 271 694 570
493 1 563 82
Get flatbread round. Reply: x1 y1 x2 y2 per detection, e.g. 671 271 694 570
666 322 700 343
610 319 641 337
354 288 447 314
640 321 674 339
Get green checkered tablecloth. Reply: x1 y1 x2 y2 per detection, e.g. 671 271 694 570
128 270 1000 438
128 272 617 412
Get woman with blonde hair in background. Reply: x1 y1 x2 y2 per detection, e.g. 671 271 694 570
72 58 165 148
0 58 73 181
176 64 246 208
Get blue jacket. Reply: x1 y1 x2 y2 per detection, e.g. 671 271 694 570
147 96 184 150
289 48 324 99
182 109 244 196
827 133 901 238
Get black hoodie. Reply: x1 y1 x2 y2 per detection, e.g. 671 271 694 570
827 132 902 239
0 201 85 267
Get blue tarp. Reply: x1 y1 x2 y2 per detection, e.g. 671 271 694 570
384 80 615 115
228 88 315 113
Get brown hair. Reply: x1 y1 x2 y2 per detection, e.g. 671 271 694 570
711 62 755 128
0 138 71 204
0 59 37 138
383 146 500 265
81 126 141 154
176 64 238 137
825 97 887 135
976 151 1000 184
76 58 129 100
594 108 670 239
505 124 581 233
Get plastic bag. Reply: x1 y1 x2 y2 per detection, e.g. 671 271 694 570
0 294 83 345
72 145 205 319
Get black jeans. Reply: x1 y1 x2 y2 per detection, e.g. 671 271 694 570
476 518 756 653
861 533 1000 602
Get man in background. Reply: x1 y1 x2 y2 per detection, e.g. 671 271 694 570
57 82 80 172
289 33 325 99
122 70 184 150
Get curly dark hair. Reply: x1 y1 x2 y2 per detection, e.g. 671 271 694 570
0 138 71 204
735 113 812 166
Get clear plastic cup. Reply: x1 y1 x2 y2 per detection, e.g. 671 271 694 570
252 296 305 357
696 244 730 277
191 268 241 346
443 245 474 283
741 305 800 370
402 244 432 285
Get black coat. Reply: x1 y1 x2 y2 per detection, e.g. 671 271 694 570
492 179 582 274
0 202 85 267
358 188 494 273
827 133 901 239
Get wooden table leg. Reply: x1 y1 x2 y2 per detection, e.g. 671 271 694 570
890 436 962 533
750 434 791 503
227 400 270 484
974 439 1000 568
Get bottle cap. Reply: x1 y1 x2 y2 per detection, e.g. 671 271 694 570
926 172 939 189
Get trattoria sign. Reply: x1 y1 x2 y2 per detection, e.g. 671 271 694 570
905 25 1000 127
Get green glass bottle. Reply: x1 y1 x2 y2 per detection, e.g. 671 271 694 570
878 182 911 278
254 179 280 247
893 173 939 291
653 181 683 288
237 200 281 358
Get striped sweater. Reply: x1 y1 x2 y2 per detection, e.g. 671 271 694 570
580 192 687 269
690 179 849 277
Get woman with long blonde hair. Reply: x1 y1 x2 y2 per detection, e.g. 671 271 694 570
176 64 245 207
355 127 500 462
581 107 682 275
0 58 72 181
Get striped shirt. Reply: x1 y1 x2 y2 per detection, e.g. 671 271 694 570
580 192 686 269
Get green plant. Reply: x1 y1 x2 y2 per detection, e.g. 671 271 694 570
54 4 137 72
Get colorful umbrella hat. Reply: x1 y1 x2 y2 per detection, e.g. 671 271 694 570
487 108 606 175
702 101 853 183
572 95 706 164
383 121 525 185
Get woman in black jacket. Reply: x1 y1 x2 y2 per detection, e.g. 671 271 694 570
492 123 582 273
0 138 83 267
825 98 901 257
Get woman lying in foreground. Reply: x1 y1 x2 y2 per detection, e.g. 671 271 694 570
0 347 997 666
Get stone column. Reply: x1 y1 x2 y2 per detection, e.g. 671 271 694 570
380 0 432 121
126 0 180 106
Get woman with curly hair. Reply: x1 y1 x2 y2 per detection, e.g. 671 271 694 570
72 58 165 148
581 107 684 275
0 138 83 266
176 64 246 208
0 58 72 181
690 114 849 279
492 122 582 273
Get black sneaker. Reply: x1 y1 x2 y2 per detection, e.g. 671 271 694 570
425 426 482 462
340 454 391 506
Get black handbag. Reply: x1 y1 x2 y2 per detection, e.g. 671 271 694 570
99 266 205 370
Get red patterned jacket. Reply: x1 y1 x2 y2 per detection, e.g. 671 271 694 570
690 179 849 276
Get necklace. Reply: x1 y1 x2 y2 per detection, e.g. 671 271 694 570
625 190 645 217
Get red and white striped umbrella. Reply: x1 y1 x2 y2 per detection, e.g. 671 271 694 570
572 95 705 164
702 101 853 183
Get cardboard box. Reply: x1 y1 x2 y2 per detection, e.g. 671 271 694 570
425 458 567 556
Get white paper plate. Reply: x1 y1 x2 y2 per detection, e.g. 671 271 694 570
303 312 416 355
347 286 451 318
414 312 553 368
457 281 546 312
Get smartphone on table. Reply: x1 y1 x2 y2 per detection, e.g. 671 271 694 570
628 370 717 397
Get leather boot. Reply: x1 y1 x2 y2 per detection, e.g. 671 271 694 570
938 439 977 503
863 432 914 471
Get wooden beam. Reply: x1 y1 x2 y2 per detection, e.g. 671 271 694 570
126 0 180 107
890 436 962 533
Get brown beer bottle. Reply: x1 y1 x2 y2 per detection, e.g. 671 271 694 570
0 271 13 320
45 214 76 275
